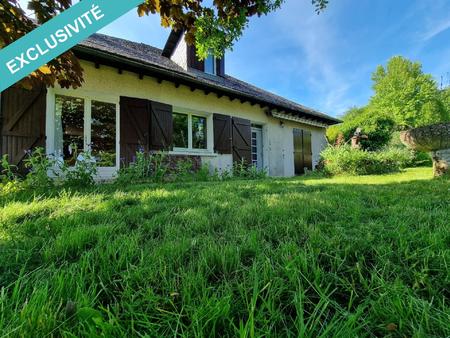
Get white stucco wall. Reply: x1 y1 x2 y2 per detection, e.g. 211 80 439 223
170 37 188 70
47 61 328 177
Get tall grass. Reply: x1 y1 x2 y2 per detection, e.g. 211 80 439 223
0 168 448 337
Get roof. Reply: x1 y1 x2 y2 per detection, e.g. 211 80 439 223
75 33 340 125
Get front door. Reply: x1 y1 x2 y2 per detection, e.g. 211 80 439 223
293 128 312 175
251 126 263 170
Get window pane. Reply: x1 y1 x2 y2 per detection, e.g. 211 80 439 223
55 95 84 165
173 113 188 148
204 54 215 74
192 115 207 149
91 100 116 167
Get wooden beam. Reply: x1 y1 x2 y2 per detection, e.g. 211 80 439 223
217 93 223 99
157 78 163 84
139 74 144 80
118 69 123 74
94 62 100 69
174 83 180 88
190 87 196 92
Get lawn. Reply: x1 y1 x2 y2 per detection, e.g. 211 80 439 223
0 168 449 337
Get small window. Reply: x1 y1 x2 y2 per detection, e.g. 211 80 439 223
173 112 189 148
204 53 216 75
172 111 210 151
192 115 207 149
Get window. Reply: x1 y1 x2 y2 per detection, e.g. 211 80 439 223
55 95 84 165
173 112 189 148
91 101 116 166
192 115 207 149
54 94 117 167
204 53 216 75
172 111 209 152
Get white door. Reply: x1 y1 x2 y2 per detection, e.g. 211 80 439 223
251 126 263 170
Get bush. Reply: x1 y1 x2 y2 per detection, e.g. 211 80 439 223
327 107 396 151
61 151 98 187
116 152 170 183
387 131 432 167
23 147 55 189
321 145 413 175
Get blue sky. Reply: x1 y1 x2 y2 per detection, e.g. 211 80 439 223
24 0 450 117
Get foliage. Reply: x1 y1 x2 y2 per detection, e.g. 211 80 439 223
321 144 413 176
61 151 98 187
327 107 396 151
370 56 449 128
232 159 268 179
0 168 448 336
116 151 169 184
0 154 18 182
117 152 267 183
440 87 450 116
23 147 55 189
1 0 328 89
387 131 432 167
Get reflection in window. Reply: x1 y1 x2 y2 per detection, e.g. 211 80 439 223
173 113 188 148
55 95 84 165
91 100 116 166
204 53 216 75
192 115 207 149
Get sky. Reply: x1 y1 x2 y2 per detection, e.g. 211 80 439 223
20 0 450 117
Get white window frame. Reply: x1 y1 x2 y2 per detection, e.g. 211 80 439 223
46 88 120 177
171 107 214 155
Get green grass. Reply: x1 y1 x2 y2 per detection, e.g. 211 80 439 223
0 167 449 337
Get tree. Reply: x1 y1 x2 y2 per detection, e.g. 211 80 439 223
369 56 449 129
439 87 450 116
326 106 395 151
1 0 329 89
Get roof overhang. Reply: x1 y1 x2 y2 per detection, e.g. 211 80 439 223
73 45 341 126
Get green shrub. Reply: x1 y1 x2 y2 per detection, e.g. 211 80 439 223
59 150 98 187
327 107 396 151
0 154 18 182
232 160 268 179
117 151 169 183
321 145 413 175
23 147 55 189
387 131 432 167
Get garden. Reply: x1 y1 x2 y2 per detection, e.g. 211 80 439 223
1 157 449 336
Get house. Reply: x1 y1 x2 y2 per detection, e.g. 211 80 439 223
0 30 340 178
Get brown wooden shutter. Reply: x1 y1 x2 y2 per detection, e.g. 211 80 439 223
149 101 173 151
216 57 225 77
187 44 204 71
120 96 150 166
293 128 312 174
213 114 232 154
293 129 304 175
303 130 313 171
1 84 46 166
232 117 252 164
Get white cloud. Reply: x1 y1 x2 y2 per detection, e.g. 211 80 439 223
420 18 450 42
271 0 362 115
